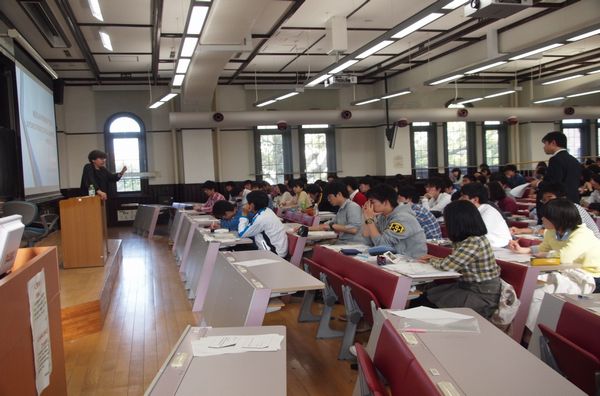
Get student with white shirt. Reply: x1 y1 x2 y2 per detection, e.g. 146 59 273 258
421 178 452 214
460 182 512 248
238 191 288 257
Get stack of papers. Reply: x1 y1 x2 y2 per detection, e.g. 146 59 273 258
492 248 530 263
191 334 284 357
384 262 460 279
307 231 337 239
390 306 480 333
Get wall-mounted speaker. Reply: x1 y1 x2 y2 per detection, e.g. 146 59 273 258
53 78 64 105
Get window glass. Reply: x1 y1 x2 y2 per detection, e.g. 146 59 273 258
484 128 500 167
413 131 429 179
303 133 328 182
259 134 285 184
107 115 144 192
563 128 582 159
109 116 141 133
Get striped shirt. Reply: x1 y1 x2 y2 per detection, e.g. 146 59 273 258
410 203 442 239
429 235 500 283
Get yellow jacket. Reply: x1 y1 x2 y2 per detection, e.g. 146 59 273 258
538 225 600 277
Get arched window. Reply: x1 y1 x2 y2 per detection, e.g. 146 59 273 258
104 113 147 193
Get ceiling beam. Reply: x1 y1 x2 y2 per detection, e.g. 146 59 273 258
151 0 164 85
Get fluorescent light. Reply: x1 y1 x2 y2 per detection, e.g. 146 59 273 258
533 97 564 104
257 125 278 130
484 90 515 98
567 28 600 42
172 74 185 86
356 40 394 59
566 89 600 98
457 97 483 105
509 43 563 60
330 60 359 74
302 124 328 129
392 13 443 39
305 74 331 87
542 74 583 85
256 99 277 107
484 121 501 125
275 92 299 101
381 90 411 99
176 58 191 74
354 98 380 106
160 93 178 102
587 69 600 75
88 0 104 21
148 101 165 109
99 31 113 51
187 6 209 35
430 74 464 85
412 122 430 126
180 37 199 57
465 61 507 75
562 119 583 124
442 0 469 9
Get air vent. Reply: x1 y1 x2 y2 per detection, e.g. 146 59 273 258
19 0 71 48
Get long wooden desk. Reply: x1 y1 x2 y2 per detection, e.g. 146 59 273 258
356 308 584 396
145 325 286 396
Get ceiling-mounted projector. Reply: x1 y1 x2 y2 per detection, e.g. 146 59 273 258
324 74 357 87
464 0 533 19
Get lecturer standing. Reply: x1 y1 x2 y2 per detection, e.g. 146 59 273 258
80 150 127 200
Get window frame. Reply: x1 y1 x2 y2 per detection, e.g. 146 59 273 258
299 125 336 182
409 122 437 179
560 119 590 160
253 127 293 183
482 121 508 171
443 120 476 174
103 112 148 195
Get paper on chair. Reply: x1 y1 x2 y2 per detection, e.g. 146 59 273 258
191 334 284 357
234 258 281 267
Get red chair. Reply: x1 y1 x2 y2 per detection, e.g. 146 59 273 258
508 220 529 228
517 237 542 247
298 258 325 323
539 323 600 395
426 243 452 258
556 302 600 360
439 223 448 238
286 232 307 267
354 343 388 396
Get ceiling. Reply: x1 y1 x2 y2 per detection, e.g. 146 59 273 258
0 0 598 102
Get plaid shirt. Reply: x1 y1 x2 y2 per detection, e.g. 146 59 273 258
429 235 500 282
410 203 442 239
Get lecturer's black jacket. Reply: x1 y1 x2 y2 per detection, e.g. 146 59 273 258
80 163 122 196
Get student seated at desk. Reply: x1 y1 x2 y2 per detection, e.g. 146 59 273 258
362 184 427 258
396 184 442 240
280 179 311 211
342 176 368 207
508 198 600 293
421 178 452 214
305 182 362 243
415 200 502 319
211 200 242 231
194 180 225 214
238 191 288 257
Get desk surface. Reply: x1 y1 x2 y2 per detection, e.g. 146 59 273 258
382 308 584 396
223 250 324 293
146 325 286 396
555 293 600 316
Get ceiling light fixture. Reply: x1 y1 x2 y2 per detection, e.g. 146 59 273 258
442 0 469 10
148 92 178 109
187 5 209 35
305 74 332 87
381 90 411 99
356 40 394 59
172 74 185 86
464 61 507 75
256 99 277 107
353 98 380 106
330 60 359 74
586 69 600 75
302 124 329 129
484 89 515 98
88 0 104 21
533 97 564 104
566 89 600 98
541 74 583 85
429 74 464 85
254 88 304 107
99 31 112 51
567 28 600 42
391 13 443 39
275 91 300 101
509 43 563 61
457 97 483 105
180 37 199 57
176 58 191 74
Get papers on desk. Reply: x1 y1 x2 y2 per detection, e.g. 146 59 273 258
390 307 480 333
234 258 280 267
322 244 370 253
384 262 460 279
307 231 337 239
492 248 531 263
588 307 600 315
191 334 284 357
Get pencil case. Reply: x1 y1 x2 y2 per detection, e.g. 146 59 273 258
530 257 561 266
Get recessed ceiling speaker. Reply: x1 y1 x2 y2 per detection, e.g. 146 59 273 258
506 116 518 125
564 107 575 116
341 110 352 120
277 121 288 131
212 112 224 122
457 108 468 117
396 118 409 128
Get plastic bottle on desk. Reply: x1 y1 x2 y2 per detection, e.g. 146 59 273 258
88 184 96 196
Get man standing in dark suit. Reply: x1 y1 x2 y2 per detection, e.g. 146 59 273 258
532 131 581 222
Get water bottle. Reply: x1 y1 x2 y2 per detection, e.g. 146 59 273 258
88 184 95 196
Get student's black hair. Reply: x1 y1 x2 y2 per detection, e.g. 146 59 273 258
460 182 489 204
536 161 547 169
590 173 600 184
487 181 507 201
305 183 322 195
314 180 328 190
343 176 359 191
489 172 508 186
359 176 376 188
425 177 445 191
276 183 288 193
289 179 305 189
542 131 567 148
324 182 349 198
203 180 218 191
587 164 600 174
542 198 581 232
584 159 594 166
88 149 107 162
212 200 235 219
365 184 398 208
451 167 461 176
539 182 566 198
503 164 517 173
243 180 253 188
462 174 475 183
476 175 488 184
225 181 235 188
246 190 270 210
441 177 454 190
443 200 488 242
479 163 490 171
396 185 419 203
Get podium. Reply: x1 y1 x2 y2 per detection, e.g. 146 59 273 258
59 196 107 268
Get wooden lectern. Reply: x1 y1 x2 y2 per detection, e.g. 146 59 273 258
59 196 107 268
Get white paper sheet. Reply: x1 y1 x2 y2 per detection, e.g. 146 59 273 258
191 334 284 357
389 307 480 333
234 258 281 267
509 183 531 198
493 247 531 263
384 262 460 279
27 270 52 395
391 306 473 323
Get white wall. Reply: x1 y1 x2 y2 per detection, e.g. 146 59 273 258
336 127 380 176
216 129 255 181
181 129 215 183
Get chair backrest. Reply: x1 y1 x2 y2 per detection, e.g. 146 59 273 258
556 302 600 360
496 259 527 298
539 323 600 395
427 243 452 258
344 277 381 325
403 360 443 396
517 237 541 247
355 343 388 396
287 233 307 267
508 220 529 228
302 257 323 279
2 201 38 226
373 320 416 395
439 223 448 238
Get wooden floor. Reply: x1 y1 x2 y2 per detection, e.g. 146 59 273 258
61 226 359 395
